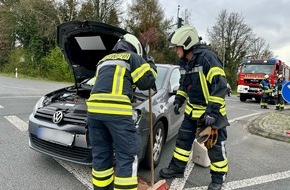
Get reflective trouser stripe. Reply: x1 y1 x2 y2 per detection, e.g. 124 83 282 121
114 176 138 190
173 147 191 162
92 167 114 188
210 159 228 173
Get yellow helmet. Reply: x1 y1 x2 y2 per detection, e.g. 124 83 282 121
168 26 200 50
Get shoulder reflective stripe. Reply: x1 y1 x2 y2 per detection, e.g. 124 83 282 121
209 96 224 105
199 71 210 104
97 60 130 73
112 65 126 95
100 53 131 61
177 90 188 98
206 67 225 84
131 63 151 83
150 68 158 78
114 176 138 186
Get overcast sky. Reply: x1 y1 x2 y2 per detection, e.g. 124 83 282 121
157 0 290 64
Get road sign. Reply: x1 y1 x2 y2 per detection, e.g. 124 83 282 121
282 81 290 103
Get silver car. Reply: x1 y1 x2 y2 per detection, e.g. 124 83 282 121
28 20 184 168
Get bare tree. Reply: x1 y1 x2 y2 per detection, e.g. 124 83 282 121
247 36 273 59
207 9 255 88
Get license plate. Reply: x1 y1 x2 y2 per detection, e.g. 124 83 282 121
36 128 75 147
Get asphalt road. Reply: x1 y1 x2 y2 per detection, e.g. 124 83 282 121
1 76 290 190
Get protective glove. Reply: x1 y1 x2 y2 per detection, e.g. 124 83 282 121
196 126 218 149
204 114 217 126
173 99 181 115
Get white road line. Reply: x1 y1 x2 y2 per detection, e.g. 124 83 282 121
0 105 3 108
185 170 290 190
0 95 41 99
55 159 93 190
169 112 262 190
4 115 28 131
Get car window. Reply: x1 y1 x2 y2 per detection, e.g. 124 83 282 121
170 68 180 90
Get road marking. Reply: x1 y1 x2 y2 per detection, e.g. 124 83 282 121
0 105 3 108
185 170 290 190
4 115 28 131
55 159 93 190
0 95 41 99
170 112 263 190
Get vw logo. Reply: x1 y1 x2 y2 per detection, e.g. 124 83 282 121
52 111 63 124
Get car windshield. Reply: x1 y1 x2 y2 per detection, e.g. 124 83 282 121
241 63 273 74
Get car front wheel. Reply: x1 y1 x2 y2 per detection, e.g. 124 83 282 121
143 121 165 169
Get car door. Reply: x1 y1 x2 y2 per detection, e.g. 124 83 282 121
167 67 184 138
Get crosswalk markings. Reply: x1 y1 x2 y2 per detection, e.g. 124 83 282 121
4 115 28 131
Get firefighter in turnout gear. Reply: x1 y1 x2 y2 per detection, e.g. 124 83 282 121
159 26 230 190
86 33 157 190
274 74 286 111
259 74 271 109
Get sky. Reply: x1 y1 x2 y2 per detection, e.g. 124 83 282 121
156 0 290 64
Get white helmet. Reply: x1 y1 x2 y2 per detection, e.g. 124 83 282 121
112 33 143 57
168 26 200 50
264 74 269 79
278 74 283 78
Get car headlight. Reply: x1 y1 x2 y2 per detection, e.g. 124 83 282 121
32 96 45 115
132 109 141 124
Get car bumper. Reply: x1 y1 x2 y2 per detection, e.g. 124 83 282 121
28 114 92 165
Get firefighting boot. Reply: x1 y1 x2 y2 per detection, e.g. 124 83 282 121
207 182 223 190
159 167 184 178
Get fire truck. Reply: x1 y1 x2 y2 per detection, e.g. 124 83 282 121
237 57 290 102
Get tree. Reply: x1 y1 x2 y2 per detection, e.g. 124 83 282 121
207 9 272 89
125 0 174 63
247 36 273 59
77 0 123 26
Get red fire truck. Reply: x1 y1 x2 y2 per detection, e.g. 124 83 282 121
237 57 290 102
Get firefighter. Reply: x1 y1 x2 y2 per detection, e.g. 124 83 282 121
159 26 230 190
86 33 157 190
274 74 286 110
259 74 271 109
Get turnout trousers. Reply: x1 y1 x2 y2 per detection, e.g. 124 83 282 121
168 115 228 184
87 113 141 190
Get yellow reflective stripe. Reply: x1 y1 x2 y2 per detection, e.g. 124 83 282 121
175 147 191 156
114 188 137 190
173 152 189 162
92 175 114 187
92 167 114 177
177 90 188 98
131 63 151 83
112 65 126 95
191 110 205 118
92 167 114 188
199 71 210 104
88 93 131 104
210 159 228 173
209 96 224 105
219 106 226 116
150 68 158 78
87 102 132 115
206 67 226 84
100 53 131 61
114 176 138 186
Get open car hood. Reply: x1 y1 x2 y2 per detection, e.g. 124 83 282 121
57 20 128 83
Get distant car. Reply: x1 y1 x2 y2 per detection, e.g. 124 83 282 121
28 20 184 169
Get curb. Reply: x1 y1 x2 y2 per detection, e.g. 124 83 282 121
246 109 290 143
